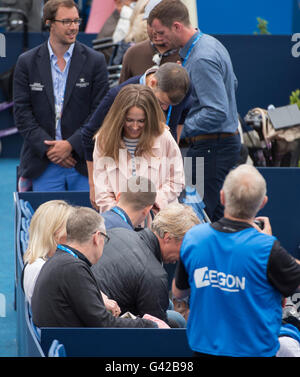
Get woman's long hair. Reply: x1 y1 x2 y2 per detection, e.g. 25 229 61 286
95 84 165 161
23 200 73 264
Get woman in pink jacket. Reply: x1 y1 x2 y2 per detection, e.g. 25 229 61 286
93 84 185 214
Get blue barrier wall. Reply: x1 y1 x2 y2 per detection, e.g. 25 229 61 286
216 34 300 118
196 0 299 34
40 328 193 357
258 168 300 259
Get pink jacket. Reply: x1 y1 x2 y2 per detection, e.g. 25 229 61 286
93 129 185 213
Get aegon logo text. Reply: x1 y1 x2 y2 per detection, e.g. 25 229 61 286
194 267 246 292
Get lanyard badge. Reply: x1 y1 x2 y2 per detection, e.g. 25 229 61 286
166 32 203 125
57 244 79 259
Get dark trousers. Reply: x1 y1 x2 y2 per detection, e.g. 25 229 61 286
186 133 241 222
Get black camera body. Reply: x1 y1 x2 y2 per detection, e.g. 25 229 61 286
254 219 264 230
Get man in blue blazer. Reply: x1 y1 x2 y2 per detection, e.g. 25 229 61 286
13 0 109 191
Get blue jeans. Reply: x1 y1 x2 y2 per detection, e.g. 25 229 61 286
167 300 187 328
187 133 241 222
32 162 89 191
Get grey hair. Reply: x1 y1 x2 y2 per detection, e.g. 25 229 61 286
66 206 105 244
222 164 267 219
151 203 200 240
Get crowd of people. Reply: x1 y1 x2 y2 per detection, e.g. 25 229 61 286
9 0 300 357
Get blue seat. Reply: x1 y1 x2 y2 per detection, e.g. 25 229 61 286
182 186 210 223
48 339 66 357
19 199 34 220
27 303 41 342
24 301 45 357
20 230 28 255
29 314 41 343
21 216 30 233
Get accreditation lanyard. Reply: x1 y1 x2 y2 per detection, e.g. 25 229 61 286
166 32 203 126
57 244 78 259
111 207 129 224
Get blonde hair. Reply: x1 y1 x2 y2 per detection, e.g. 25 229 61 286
151 203 200 240
124 0 149 43
95 84 165 161
222 164 267 219
23 200 73 264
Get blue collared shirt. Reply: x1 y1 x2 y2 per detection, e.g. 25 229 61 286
48 40 74 140
179 31 239 137
102 206 134 231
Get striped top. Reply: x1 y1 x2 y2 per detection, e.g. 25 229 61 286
123 137 139 175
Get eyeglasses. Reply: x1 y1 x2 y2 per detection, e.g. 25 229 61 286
100 231 110 244
53 18 82 27
93 230 110 244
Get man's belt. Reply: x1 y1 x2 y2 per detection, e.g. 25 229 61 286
185 130 238 144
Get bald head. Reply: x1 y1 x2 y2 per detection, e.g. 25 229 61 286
221 165 267 220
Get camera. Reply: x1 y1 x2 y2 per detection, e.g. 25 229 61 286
254 219 264 230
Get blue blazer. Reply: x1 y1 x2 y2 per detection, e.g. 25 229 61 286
13 40 109 179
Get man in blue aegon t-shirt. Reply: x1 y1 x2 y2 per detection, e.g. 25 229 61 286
173 164 300 357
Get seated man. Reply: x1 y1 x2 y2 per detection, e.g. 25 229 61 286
92 203 200 327
173 164 300 357
102 175 156 230
31 206 167 328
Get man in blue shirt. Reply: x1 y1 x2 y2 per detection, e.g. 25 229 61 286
102 175 156 230
173 164 300 357
148 0 241 222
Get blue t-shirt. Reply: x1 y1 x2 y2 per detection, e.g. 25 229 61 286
180 222 282 357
